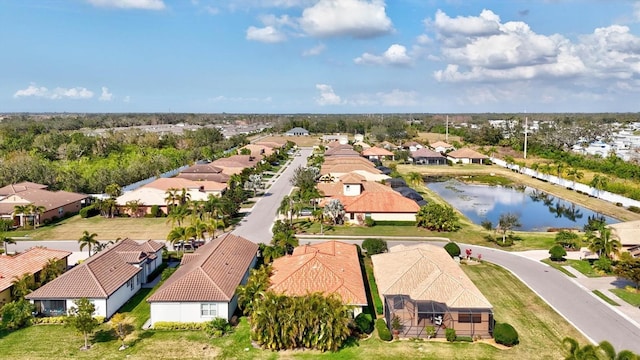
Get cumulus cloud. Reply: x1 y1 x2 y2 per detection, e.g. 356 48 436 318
99 87 113 101
246 25 287 43
300 0 393 38
87 0 165 10
315 84 343 105
354 44 412 66
302 43 326 56
13 84 94 100
428 9 640 88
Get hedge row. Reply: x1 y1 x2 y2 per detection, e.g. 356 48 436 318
153 321 206 331
33 315 105 324
375 318 392 341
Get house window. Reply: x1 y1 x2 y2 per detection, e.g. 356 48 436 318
127 278 134 290
58 207 64 215
458 313 482 323
201 303 218 317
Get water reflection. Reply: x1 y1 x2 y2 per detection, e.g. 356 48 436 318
427 179 617 231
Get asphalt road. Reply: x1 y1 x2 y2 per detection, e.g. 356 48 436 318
231 147 312 243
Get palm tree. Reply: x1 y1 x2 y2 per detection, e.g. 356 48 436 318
555 162 566 178
167 226 195 254
78 230 99 257
566 167 584 189
31 205 47 228
164 188 179 211
40 258 64 285
586 225 621 259
188 220 208 243
590 174 609 197
278 195 294 223
12 204 28 228
406 172 423 188
11 273 35 300
1 235 15 256
178 188 191 206
166 204 189 227
125 200 143 218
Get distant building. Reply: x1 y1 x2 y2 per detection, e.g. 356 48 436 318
285 127 309 136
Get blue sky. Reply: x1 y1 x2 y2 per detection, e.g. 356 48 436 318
2 0 640 114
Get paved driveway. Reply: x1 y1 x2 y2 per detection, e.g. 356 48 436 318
231 147 312 243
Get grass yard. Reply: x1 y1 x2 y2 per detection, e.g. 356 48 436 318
541 259 601 278
15 215 174 241
592 290 620 306
610 288 640 307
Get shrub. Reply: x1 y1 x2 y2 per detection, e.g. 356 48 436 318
480 220 493 231
0 300 35 330
150 205 163 217
445 328 457 342
444 242 461 258
628 205 640 214
79 205 99 219
147 263 168 282
549 245 567 261
362 238 388 256
205 318 232 338
364 217 376 227
555 230 581 250
153 321 206 331
593 257 612 273
425 325 436 338
355 313 373 334
494 323 519 346
376 318 392 341
33 316 66 324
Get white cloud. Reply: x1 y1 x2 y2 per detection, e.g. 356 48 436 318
246 25 287 43
123 96 131 103
354 44 412 66
429 9 640 89
300 0 393 38
99 87 113 101
315 84 343 105
302 43 326 56
13 83 94 100
87 0 165 10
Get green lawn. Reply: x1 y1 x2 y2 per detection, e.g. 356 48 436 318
541 259 601 278
592 290 620 306
610 288 640 307
0 262 588 360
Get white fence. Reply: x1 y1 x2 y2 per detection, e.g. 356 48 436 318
490 158 640 209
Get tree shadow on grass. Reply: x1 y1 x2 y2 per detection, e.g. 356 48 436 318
93 328 116 343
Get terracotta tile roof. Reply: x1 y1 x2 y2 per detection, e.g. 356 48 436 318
403 141 423 147
239 144 273 157
0 182 48 196
321 163 382 175
26 239 163 300
338 191 420 213
147 233 258 303
180 163 224 174
430 141 453 149
411 148 446 158
362 147 395 156
0 189 87 215
372 244 492 309
317 182 343 197
176 173 230 183
325 140 343 148
324 148 360 157
255 140 286 148
211 155 263 175
447 148 488 159
0 247 71 292
323 157 376 167
143 178 227 192
339 173 366 184
270 241 367 306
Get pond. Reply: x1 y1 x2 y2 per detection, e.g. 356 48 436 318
427 179 619 231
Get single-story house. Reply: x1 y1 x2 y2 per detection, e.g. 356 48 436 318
403 141 424 152
324 147 361 158
362 147 395 161
177 163 231 183
411 148 447 165
285 127 310 136
379 141 400 151
372 244 493 339
26 239 164 318
0 182 88 227
319 173 420 224
447 148 489 164
430 141 455 153
211 155 263 176
116 177 227 216
238 144 274 157
270 241 368 316
0 247 71 308
322 134 349 144
607 220 640 257
353 141 371 150
147 233 258 325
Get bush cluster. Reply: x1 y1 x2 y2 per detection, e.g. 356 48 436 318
355 313 373 334
494 323 519 346
549 245 567 261
362 238 388 256
445 328 457 342
33 316 66 324
153 321 206 331
79 205 99 218
444 242 461 258
376 318 392 341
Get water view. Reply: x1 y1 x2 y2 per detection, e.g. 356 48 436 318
427 179 619 231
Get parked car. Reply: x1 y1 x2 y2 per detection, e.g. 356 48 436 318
299 209 313 216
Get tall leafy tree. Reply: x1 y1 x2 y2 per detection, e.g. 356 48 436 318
498 213 522 244
406 172 423 188
416 203 460 232
0 299 35 330
78 230 99 257
323 199 345 225
66 298 100 350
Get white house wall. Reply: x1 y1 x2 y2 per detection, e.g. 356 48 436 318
64 299 108 317
150 302 230 325
371 213 416 222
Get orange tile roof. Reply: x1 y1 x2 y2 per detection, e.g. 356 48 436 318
362 147 395 156
447 148 488 159
270 241 367 306
176 173 230 183
180 163 224 174
0 182 48 196
147 233 258 303
0 247 71 292
411 148 446 158
430 141 453 148
143 178 227 192
337 191 420 213
339 173 366 184
324 148 360 157
26 239 163 299
321 163 382 175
